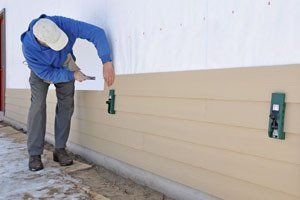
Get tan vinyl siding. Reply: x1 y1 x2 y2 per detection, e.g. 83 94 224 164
5 64 300 200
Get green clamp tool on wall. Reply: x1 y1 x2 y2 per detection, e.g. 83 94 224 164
106 89 116 114
268 93 286 140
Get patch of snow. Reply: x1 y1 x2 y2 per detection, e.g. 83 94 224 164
0 135 90 199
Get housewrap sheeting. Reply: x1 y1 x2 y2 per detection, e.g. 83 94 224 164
3 0 300 90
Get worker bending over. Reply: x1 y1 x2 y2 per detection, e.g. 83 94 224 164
21 14 115 171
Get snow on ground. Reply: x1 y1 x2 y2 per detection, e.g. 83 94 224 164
0 126 100 200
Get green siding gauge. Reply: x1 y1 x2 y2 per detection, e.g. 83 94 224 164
106 89 116 114
268 93 286 140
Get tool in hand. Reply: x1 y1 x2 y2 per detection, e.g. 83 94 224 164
64 53 96 81
84 75 96 80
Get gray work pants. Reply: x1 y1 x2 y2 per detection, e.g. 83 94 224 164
27 71 75 156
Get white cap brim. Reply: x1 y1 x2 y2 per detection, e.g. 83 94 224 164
47 29 68 51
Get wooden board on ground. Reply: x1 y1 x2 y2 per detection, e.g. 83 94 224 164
0 126 21 135
43 149 93 174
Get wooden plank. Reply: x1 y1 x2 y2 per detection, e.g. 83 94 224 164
67 132 299 200
0 126 20 135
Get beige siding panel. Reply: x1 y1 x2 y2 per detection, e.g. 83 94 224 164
142 134 300 197
6 97 56 114
45 107 300 165
6 89 56 103
74 91 107 109
6 65 300 104
115 96 300 134
6 90 105 109
4 64 300 200
6 89 31 99
114 65 300 103
6 104 28 115
65 131 299 200
46 117 300 197
6 109 27 124
47 119 144 150
7 94 300 135
72 92 300 135
6 97 31 108
6 91 300 166
69 106 300 165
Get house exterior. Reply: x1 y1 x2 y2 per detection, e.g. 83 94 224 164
1 1 300 200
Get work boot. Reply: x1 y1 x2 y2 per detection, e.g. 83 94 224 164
53 148 73 166
29 155 44 171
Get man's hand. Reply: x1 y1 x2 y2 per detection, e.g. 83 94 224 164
103 62 115 87
74 71 87 82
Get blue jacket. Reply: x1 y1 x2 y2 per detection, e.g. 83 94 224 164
21 14 112 83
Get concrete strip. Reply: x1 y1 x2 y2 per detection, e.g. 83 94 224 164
0 116 27 131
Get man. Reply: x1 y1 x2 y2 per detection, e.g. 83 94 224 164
21 14 115 171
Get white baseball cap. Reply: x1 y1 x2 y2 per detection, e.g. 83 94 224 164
33 18 68 51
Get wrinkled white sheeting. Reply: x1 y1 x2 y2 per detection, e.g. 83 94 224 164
107 0 300 74
2 0 300 90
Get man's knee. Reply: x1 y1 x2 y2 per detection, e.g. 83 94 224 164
56 82 75 104
30 95 47 113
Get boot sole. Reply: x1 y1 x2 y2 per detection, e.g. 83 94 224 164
29 166 44 172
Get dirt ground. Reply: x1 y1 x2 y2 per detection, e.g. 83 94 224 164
44 140 174 200
0 121 174 200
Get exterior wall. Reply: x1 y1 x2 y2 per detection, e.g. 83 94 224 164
5 64 300 200
2 0 300 90
2 0 300 199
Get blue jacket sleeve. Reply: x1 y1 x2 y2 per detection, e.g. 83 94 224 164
23 47 74 83
54 16 112 64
